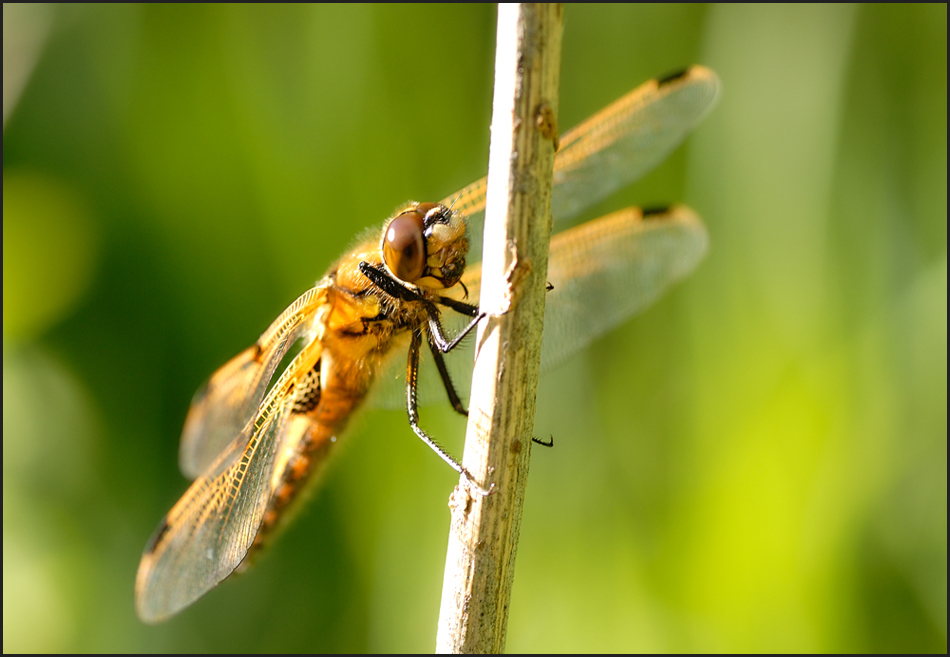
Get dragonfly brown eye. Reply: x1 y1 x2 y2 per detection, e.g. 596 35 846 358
383 210 426 282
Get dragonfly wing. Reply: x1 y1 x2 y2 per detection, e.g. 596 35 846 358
442 66 720 260
538 205 707 369
551 66 720 222
136 340 322 623
179 286 327 479
456 205 707 372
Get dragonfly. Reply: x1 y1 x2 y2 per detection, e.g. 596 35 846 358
135 65 721 623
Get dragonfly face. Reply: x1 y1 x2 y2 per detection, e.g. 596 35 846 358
381 202 469 289
135 65 721 623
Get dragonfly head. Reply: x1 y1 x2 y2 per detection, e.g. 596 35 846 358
382 202 468 290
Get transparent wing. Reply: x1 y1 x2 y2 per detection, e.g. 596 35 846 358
542 205 707 368
459 205 707 371
179 286 327 479
443 65 721 261
135 339 323 623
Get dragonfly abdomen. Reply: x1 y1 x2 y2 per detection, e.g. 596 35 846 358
245 351 379 562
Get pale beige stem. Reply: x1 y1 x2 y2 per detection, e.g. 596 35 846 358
435 3 563 654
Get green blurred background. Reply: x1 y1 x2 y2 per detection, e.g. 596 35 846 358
3 4 945 652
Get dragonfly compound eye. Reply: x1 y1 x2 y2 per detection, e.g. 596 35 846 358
383 210 427 282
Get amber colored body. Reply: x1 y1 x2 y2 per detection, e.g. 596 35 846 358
253 233 450 550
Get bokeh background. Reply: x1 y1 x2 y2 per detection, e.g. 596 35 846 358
3 4 945 652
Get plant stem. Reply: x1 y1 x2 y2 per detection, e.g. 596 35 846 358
435 4 562 653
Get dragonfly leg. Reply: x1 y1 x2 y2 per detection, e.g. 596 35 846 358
407 328 492 496
437 295 479 317
426 335 468 417
426 309 485 354
358 261 420 302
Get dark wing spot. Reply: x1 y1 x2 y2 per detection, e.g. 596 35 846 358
657 67 691 87
642 205 672 219
143 517 170 556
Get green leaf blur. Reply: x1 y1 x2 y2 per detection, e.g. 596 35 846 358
2 4 945 652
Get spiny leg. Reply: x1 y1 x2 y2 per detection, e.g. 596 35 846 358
437 295 479 317
426 306 485 353
406 328 491 496
427 335 468 417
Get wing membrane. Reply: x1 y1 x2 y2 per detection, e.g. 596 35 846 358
457 205 707 371
444 65 720 260
179 286 326 479
136 339 323 623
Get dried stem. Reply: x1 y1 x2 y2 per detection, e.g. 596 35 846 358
436 4 563 653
